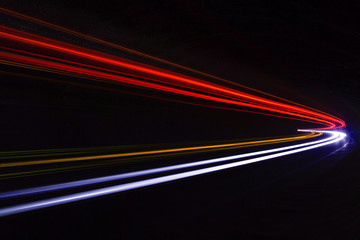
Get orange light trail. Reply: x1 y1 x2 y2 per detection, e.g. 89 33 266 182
0 132 320 168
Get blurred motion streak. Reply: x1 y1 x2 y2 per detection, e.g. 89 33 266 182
0 131 347 217
0 132 325 200
0 8 348 218
0 7 343 122
0 25 345 130
0 132 319 168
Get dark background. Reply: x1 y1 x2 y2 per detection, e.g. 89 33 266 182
0 1 360 239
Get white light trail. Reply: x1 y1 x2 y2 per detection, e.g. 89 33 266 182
0 131 346 217
0 131 333 199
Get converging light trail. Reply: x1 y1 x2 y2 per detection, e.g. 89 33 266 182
0 132 321 199
0 132 318 168
0 131 346 217
0 7 343 125
0 8 347 218
0 25 345 130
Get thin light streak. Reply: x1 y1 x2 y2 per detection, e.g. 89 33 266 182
0 7 348 220
0 27 346 129
0 51 339 129
0 7 345 126
0 132 324 199
0 131 346 217
0 132 319 168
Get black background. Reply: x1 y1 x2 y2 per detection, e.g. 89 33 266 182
1 1 360 239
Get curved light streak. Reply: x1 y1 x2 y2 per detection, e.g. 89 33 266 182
0 9 348 218
0 131 346 216
0 132 318 168
0 7 346 127
0 132 321 199
0 26 346 129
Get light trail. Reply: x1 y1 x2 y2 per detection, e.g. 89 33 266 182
0 69 334 128
0 133 319 180
0 131 346 217
0 7 345 127
0 132 318 168
0 132 323 199
0 26 346 129
0 49 340 130
0 9 348 219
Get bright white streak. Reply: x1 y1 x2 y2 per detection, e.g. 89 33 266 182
0 131 346 217
0 131 333 199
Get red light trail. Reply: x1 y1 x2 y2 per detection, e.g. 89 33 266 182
0 7 349 218
0 25 345 130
